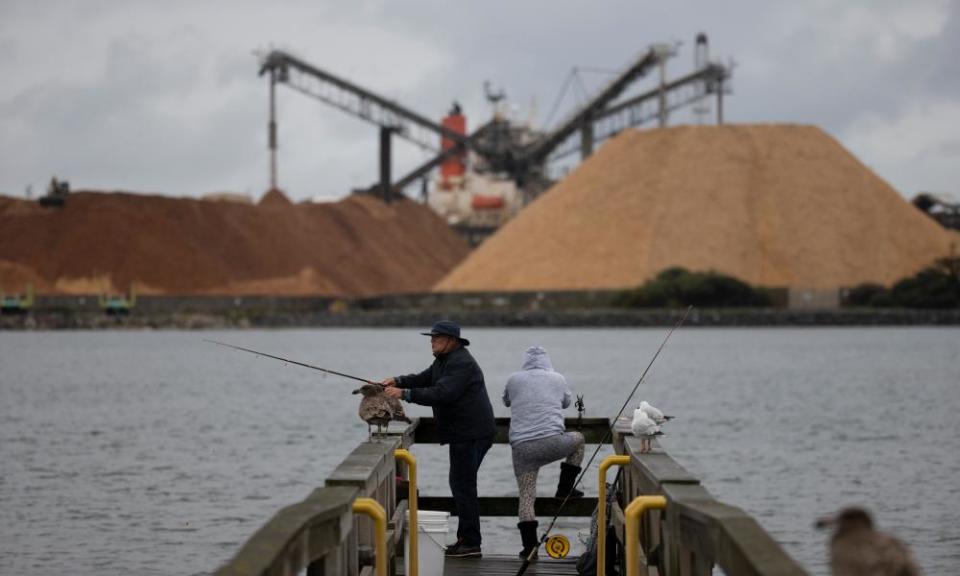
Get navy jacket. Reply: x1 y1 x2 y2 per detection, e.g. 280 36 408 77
396 347 496 444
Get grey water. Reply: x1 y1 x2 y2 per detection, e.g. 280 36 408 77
1 327 958 575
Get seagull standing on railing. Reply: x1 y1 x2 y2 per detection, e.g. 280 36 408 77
353 383 411 440
630 408 662 453
638 400 674 425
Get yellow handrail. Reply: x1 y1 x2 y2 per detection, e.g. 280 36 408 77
395 449 418 576
625 495 667 576
352 498 387 576
598 455 631 576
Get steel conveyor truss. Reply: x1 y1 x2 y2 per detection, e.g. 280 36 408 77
259 50 471 152
546 62 731 162
258 42 731 199
522 46 665 166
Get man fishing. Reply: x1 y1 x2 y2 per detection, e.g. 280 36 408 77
382 320 496 559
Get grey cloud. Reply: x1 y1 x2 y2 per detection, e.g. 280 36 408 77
1 0 957 200
938 139 960 156
924 1 960 98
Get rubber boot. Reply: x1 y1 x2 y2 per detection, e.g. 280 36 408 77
518 520 539 560
555 462 585 498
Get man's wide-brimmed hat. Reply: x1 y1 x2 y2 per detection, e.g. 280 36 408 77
421 320 470 346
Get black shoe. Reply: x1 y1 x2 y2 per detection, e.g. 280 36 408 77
518 520 539 560
556 461 585 498
445 543 482 558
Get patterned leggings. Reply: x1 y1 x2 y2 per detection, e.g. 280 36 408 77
513 432 585 522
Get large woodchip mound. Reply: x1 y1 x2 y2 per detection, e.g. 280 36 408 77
436 124 957 292
0 190 469 296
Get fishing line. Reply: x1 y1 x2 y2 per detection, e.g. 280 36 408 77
204 339 376 384
514 305 692 576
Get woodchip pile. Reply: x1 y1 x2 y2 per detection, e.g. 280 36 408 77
435 124 957 292
0 190 469 296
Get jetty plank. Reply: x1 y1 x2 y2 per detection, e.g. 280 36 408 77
325 438 401 492
384 419 419 448
623 437 700 495
418 496 598 517
414 417 612 444
443 556 580 575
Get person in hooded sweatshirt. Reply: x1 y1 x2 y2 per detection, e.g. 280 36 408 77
502 345 585 560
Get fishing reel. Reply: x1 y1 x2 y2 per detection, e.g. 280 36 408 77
545 534 571 558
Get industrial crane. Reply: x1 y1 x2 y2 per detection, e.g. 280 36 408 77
258 50 508 202
258 35 731 241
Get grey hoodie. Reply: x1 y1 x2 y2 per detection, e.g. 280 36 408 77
502 346 573 445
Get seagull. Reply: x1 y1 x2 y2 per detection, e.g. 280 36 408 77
815 507 921 576
630 408 663 453
353 383 411 440
638 400 674 425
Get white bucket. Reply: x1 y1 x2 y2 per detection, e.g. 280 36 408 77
405 509 450 576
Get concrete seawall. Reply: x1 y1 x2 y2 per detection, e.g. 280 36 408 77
1 293 958 329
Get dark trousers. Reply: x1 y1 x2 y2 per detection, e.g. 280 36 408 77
448 435 494 546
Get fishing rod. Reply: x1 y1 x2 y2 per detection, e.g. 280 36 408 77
514 305 692 576
204 339 376 385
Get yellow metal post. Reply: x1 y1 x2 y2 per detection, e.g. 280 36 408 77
625 495 667 576
598 455 631 576
395 449 418 576
352 498 387 576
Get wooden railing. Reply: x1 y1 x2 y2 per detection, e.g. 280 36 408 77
611 421 808 576
215 416 809 575
216 430 415 576
213 484 358 576
214 416 603 575
413 416 612 445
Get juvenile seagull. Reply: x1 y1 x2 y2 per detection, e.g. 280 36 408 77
353 383 411 440
630 408 663 453
638 400 674 425
815 507 920 576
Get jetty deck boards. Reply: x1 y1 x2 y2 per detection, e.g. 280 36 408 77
443 555 580 575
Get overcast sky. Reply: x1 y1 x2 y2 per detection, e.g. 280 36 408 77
1 0 957 202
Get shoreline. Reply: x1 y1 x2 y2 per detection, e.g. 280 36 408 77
2 306 958 329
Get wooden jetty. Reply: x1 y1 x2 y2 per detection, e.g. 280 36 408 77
215 417 808 576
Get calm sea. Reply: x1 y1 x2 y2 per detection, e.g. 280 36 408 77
1 327 958 575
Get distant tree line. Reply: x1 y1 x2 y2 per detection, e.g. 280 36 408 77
614 257 960 309
845 255 960 309
613 267 772 308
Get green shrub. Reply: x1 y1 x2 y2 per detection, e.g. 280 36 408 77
844 256 959 309
844 283 889 307
614 267 771 308
890 256 960 308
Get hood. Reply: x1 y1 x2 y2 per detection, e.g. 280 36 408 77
521 345 554 371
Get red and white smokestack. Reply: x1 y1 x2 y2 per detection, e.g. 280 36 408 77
439 102 466 191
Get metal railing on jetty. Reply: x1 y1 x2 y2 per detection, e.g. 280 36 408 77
215 417 807 576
